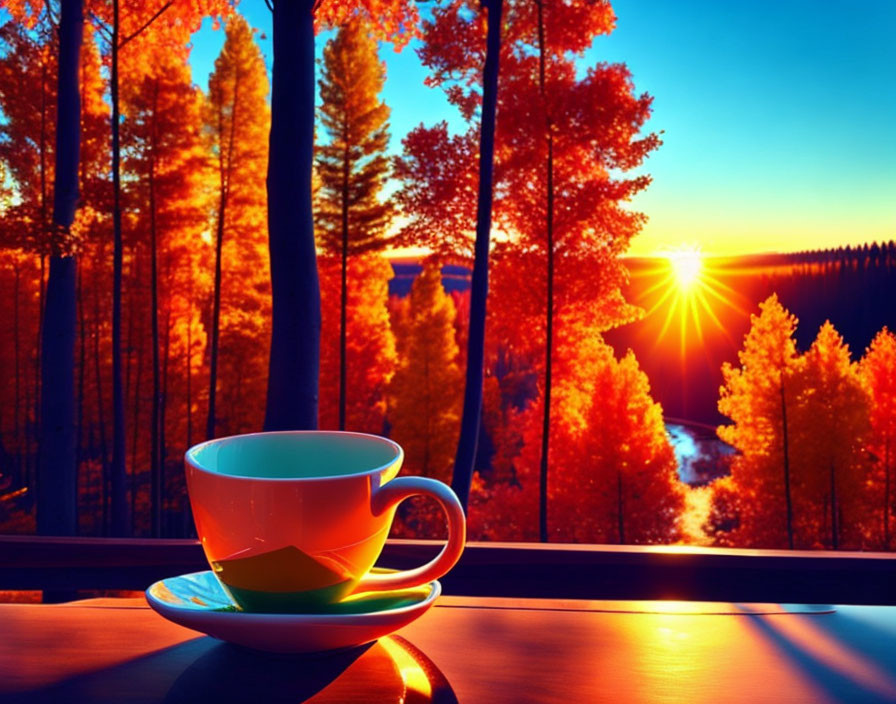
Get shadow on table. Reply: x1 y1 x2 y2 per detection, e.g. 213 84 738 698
5 636 457 704
740 605 896 703
165 635 457 703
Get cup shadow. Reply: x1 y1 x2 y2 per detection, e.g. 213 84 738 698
3 635 457 704
163 641 374 704
164 636 459 704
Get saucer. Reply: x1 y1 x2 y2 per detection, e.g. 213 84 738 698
146 569 441 654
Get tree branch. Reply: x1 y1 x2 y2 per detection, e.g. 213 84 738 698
264 0 273 12
44 0 59 30
118 0 174 49
88 12 112 43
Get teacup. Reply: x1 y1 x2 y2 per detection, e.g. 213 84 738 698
184 431 466 613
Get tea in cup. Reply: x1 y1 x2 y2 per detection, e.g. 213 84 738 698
184 431 465 612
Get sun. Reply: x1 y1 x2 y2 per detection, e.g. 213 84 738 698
629 244 748 363
667 246 703 290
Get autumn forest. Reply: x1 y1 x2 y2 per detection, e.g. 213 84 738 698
1 0 894 553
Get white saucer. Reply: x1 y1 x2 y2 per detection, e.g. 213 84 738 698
146 570 441 654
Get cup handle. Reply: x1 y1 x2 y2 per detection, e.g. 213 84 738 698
354 476 466 593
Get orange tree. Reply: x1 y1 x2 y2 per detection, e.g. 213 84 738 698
468 322 682 543
716 295 803 548
388 260 463 484
87 0 233 536
122 54 211 536
0 1 108 534
860 328 896 548
318 254 396 434
316 17 394 431
396 0 659 539
205 14 270 440
794 322 869 549
264 0 418 432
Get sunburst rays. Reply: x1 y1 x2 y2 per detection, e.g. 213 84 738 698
630 246 748 362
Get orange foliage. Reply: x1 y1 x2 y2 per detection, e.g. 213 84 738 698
860 328 896 549
793 323 870 549
206 14 271 437
122 54 212 528
314 0 419 49
469 325 682 543
319 254 396 434
716 294 803 548
388 260 463 484
316 17 394 257
715 298 878 550
396 0 658 309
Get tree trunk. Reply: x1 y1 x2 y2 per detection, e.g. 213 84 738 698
450 0 503 512
93 269 109 534
13 264 22 485
830 461 838 549
207 191 224 440
109 0 129 536
130 311 143 531
779 376 794 549
264 0 321 432
884 438 891 550
339 139 349 431
186 297 192 449
149 79 161 537
535 0 555 543
37 0 82 537
160 298 172 534
38 257 78 536
75 260 85 530
206 70 238 441
617 471 625 544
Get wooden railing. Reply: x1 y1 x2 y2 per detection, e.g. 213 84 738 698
1 535 895 604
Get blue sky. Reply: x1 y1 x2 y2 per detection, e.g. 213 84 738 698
189 0 896 256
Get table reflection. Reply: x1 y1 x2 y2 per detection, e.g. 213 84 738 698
165 636 458 704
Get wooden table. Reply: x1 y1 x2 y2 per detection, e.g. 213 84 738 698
2 596 896 703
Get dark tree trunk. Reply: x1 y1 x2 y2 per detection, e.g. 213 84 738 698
93 271 109 534
130 309 143 531
149 79 161 537
160 300 172 533
264 0 321 431
109 0 129 536
535 0 555 543
206 71 239 441
780 376 794 549
207 189 225 440
186 297 192 449
830 461 838 549
450 0 503 512
616 471 625 544
885 439 890 550
13 265 22 484
37 0 82 537
75 261 85 530
38 257 77 536
339 141 349 431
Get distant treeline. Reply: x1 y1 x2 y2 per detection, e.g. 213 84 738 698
739 241 896 352
605 241 896 426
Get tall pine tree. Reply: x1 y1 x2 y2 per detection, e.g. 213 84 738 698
717 295 803 548
205 14 270 440
861 328 896 549
122 55 210 536
796 322 869 549
389 260 463 484
316 17 394 432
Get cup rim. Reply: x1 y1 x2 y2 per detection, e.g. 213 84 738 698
184 430 404 482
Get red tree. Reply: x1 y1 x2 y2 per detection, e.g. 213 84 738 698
396 0 659 539
860 328 896 549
